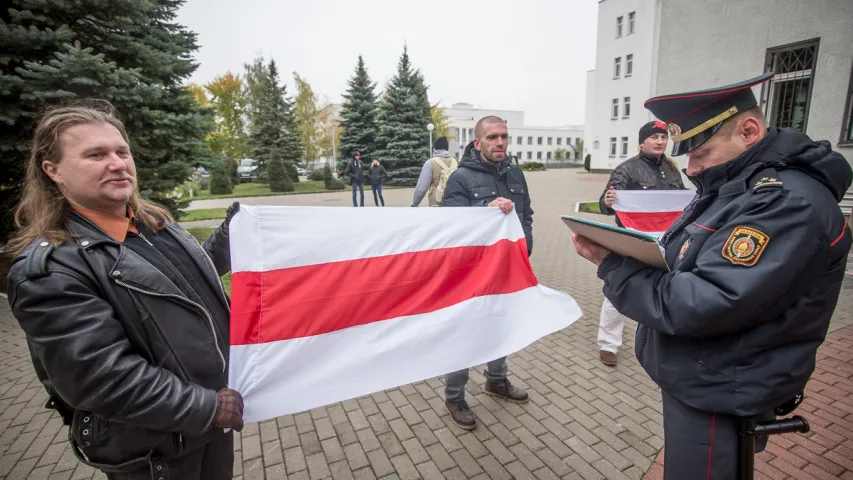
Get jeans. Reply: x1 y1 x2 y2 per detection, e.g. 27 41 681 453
445 356 507 402
372 184 384 206
352 181 364 207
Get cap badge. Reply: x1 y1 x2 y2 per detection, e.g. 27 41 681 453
668 123 682 138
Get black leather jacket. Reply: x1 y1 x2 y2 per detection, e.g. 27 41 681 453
6 212 232 472
599 152 686 226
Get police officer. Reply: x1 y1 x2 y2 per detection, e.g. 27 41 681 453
573 72 852 479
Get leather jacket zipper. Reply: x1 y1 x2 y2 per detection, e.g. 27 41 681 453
112 277 227 372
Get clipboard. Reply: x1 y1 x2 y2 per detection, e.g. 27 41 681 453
561 216 670 271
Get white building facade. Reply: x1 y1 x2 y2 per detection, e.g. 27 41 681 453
583 0 663 172
655 0 853 166
444 103 584 164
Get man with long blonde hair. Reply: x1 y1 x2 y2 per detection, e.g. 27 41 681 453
6 99 243 479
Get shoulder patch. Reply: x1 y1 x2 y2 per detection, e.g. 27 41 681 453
722 226 770 267
752 176 783 192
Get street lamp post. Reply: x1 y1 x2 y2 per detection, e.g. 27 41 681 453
427 123 434 156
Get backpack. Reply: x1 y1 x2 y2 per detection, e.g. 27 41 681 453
432 156 458 204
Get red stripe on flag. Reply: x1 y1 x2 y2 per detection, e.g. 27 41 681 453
230 239 536 345
615 211 682 233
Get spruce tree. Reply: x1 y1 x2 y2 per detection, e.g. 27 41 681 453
374 47 433 186
246 59 303 183
210 157 234 195
0 0 214 245
337 55 379 176
267 147 293 192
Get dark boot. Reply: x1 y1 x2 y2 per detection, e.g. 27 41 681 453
444 399 476 430
484 378 529 404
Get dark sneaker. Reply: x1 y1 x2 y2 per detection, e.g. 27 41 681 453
600 350 617 367
484 378 529 404
445 400 477 430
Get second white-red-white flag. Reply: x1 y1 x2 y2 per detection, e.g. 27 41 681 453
228 205 582 422
613 190 696 237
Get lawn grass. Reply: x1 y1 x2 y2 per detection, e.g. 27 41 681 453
577 201 601 214
193 181 329 200
180 208 228 222
186 227 231 295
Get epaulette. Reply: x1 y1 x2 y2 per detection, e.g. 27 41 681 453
23 238 55 280
750 167 783 193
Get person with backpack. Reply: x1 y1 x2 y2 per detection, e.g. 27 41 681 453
439 116 534 430
411 136 458 206
368 159 388 207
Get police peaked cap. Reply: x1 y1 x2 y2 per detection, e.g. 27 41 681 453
644 72 774 156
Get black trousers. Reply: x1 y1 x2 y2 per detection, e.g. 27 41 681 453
105 431 233 480
662 390 772 480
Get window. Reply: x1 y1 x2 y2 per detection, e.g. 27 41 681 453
609 138 617 157
621 137 629 156
537 137 543 145
508 136 512 145
547 137 553 145
557 137 562 145
567 137 572 145
761 39 819 132
626 54 633 76
537 151 542 160
547 152 552 160
623 97 631 118
528 136 533 145
614 57 622 78
527 151 532 160
517 136 523 144
841 61 853 145
468 128 474 140
611 99 619 119
628 12 635 34
616 16 623 37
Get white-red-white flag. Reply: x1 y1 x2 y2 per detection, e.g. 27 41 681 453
613 190 696 237
227 205 582 422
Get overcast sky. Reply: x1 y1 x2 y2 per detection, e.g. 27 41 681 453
176 0 599 127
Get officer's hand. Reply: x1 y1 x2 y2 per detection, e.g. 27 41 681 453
488 197 514 214
604 187 616 207
213 388 244 431
572 234 611 266
223 202 240 235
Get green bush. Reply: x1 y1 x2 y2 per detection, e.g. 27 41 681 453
323 162 346 190
309 169 325 181
520 161 546 171
584 154 591 172
210 158 233 195
268 149 294 192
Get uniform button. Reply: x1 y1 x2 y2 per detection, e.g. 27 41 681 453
492 191 496 195
81 240 90 247
83 429 89 435
474 193 479 198
39 241 49 247
112 271 121 277
83 417 89 422
510 189 514 192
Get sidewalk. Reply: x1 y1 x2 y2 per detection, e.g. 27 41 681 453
643 323 853 480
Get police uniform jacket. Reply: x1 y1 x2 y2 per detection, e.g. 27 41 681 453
597 128 852 417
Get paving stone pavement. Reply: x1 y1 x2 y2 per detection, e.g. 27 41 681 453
1 169 851 480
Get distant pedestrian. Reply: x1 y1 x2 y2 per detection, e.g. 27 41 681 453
368 159 388 206
412 136 458 207
347 152 365 207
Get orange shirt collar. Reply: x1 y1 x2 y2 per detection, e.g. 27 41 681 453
71 204 139 242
